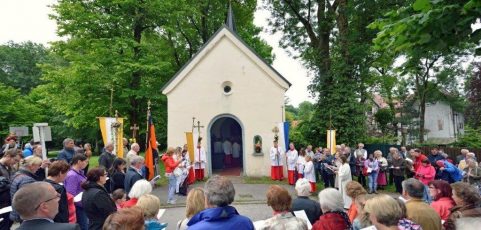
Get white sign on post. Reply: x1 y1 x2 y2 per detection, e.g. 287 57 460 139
32 123 51 161
9 127 29 137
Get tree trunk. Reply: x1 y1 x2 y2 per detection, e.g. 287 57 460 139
419 96 426 143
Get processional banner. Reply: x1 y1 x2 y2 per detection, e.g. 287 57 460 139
98 117 124 158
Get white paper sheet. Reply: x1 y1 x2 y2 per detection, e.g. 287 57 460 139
0 206 12 215
74 192 83 203
293 210 312 230
157 208 166 220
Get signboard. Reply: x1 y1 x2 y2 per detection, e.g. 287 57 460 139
9 127 29 137
32 125 52 142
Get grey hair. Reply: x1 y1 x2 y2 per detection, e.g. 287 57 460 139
130 143 139 149
128 179 152 198
130 155 144 166
318 188 344 212
204 175 235 207
295 178 311 196
401 178 424 199
467 152 476 158
63 138 74 147
12 182 52 219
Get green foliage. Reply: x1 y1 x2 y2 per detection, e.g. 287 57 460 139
363 134 399 145
453 126 481 149
34 0 271 147
369 0 480 54
0 41 48 94
374 108 395 134
0 83 44 137
465 62 481 129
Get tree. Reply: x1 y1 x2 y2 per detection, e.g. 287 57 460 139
264 0 407 145
39 0 272 146
0 41 48 94
0 83 44 137
370 0 481 55
465 62 481 129
374 108 394 136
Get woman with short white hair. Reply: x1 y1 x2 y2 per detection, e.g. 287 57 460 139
291 178 321 225
122 179 152 208
312 188 351 230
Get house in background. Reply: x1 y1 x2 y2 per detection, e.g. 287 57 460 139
368 94 464 145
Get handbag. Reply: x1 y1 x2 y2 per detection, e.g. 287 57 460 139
362 167 369 176
173 167 183 177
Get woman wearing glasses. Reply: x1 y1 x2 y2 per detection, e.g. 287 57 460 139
81 167 117 230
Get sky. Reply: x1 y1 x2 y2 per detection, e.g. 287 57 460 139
0 0 315 106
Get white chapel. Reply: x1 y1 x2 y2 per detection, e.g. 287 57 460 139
161 12 291 177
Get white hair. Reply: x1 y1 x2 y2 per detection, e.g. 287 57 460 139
467 152 476 158
295 178 311 196
128 179 152 198
318 188 344 212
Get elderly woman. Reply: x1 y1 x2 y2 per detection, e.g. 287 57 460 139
291 178 321 225
346 181 367 223
187 175 254 229
415 158 435 185
177 188 205 230
82 167 117 230
9 156 46 222
364 153 379 194
312 188 351 230
122 179 153 208
137 194 167 230
444 182 481 230
391 151 406 194
364 194 421 230
103 206 145 230
375 151 388 190
428 180 455 221
463 158 481 189
458 152 476 171
258 185 307 230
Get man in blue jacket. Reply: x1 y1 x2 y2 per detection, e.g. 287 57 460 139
187 175 254 230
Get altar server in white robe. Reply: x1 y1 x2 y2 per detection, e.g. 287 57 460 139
338 155 353 209
269 140 284 180
194 137 206 181
286 143 298 185
303 155 316 192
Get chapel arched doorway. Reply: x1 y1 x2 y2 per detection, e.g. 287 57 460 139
209 116 243 176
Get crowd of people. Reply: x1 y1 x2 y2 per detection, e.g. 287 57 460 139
1 131 481 230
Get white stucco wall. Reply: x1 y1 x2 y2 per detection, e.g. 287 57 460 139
424 101 464 139
163 29 288 177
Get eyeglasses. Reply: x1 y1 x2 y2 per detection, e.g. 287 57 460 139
35 193 60 210
428 186 436 189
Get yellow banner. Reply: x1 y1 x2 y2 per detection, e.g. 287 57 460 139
98 117 124 158
185 132 194 162
327 130 336 154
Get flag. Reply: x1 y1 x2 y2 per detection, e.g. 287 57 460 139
327 130 336 154
278 122 289 150
98 117 124 158
185 132 194 162
145 115 156 180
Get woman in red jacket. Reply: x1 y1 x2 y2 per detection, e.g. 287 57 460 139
415 159 436 185
428 180 455 221
161 147 182 204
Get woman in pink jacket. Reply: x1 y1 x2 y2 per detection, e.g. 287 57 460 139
415 158 435 185
428 180 455 221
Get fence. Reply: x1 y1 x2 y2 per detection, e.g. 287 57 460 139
365 144 481 162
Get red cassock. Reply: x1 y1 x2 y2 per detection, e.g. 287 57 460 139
195 169 204 181
187 167 196 184
270 166 284 180
310 182 316 193
288 170 296 185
